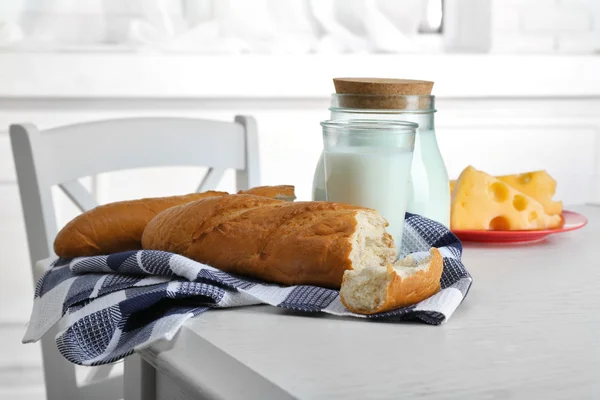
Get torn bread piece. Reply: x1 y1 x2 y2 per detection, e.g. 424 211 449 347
238 185 296 202
340 248 443 315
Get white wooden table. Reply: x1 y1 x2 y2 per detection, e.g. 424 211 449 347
130 204 600 400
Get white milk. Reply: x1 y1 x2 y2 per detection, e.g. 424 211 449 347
406 129 450 227
314 110 451 229
324 148 413 255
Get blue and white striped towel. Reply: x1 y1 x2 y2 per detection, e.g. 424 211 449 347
22 212 472 366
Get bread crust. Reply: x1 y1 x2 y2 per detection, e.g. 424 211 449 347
340 248 443 315
53 185 297 258
142 194 379 289
238 185 296 201
54 191 229 258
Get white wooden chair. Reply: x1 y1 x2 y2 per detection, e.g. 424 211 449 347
10 116 260 400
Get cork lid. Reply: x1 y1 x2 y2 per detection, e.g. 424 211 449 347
332 78 435 110
333 78 434 96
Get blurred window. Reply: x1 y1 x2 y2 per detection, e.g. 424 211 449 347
0 0 447 53
419 0 444 34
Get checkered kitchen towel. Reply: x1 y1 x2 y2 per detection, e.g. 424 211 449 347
23 212 472 366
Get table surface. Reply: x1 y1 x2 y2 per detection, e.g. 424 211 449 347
144 204 600 400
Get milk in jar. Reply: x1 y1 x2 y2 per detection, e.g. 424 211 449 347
324 148 414 251
321 119 417 256
313 78 451 229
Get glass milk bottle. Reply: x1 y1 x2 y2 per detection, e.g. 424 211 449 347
321 119 417 254
313 91 450 228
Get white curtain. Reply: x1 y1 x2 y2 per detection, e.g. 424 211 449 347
0 0 436 53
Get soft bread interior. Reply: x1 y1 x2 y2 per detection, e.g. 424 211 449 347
274 194 297 202
349 210 396 272
341 250 438 314
393 254 431 278
340 265 391 313
238 185 296 202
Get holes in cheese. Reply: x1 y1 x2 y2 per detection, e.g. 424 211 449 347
529 211 538 222
489 216 511 230
450 166 563 231
497 171 562 215
451 170 562 216
489 182 510 203
512 194 528 211
518 173 533 184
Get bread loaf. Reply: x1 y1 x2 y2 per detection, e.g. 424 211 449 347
54 191 229 258
142 194 396 289
54 185 296 258
339 248 443 314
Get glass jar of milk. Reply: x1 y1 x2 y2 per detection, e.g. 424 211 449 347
321 119 417 255
313 94 450 228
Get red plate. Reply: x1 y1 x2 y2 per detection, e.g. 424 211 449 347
452 210 588 244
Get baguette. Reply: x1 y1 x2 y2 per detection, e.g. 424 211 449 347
54 191 229 258
141 194 396 289
54 185 296 258
340 248 443 314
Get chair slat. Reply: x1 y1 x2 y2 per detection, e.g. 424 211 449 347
81 363 115 386
59 180 99 212
196 167 226 192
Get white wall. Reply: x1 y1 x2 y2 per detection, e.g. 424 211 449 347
491 0 600 53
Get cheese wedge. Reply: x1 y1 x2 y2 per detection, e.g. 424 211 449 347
450 170 562 215
451 166 563 231
496 171 562 215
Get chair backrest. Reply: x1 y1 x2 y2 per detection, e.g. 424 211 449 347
10 115 260 400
